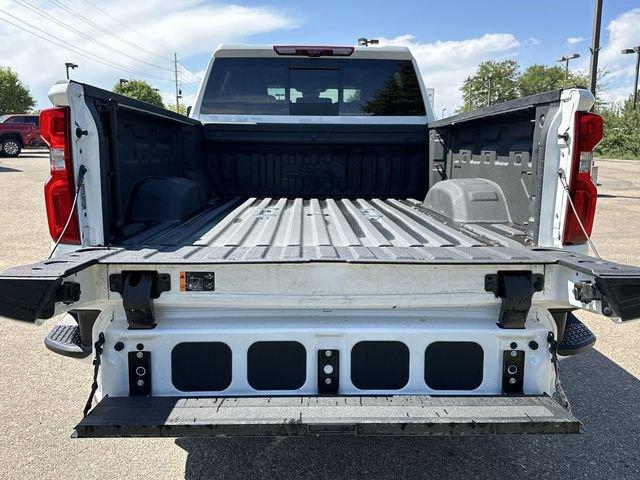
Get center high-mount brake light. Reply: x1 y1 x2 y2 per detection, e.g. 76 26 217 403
273 46 355 57
40 106 81 245
562 111 603 245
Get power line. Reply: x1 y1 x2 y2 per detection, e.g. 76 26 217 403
178 63 201 80
177 77 198 91
80 0 173 55
179 83 198 95
45 0 173 62
178 76 201 88
180 80 198 90
0 9 173 83
177 64 203 87
15 0 173 73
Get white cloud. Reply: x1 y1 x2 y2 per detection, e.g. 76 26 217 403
600 9 640 66
599 85 634 105
0 0 298 108
528 37 542 45
566 36 584 45
379 33 520 114
592 8 640 104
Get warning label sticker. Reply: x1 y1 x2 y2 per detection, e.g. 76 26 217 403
180 272 216 292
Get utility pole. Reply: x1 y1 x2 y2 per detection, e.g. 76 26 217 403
557 54 580 82
65 62 78 80
588 0 604 96
622 47 640 109
173 52 180 108
487 75 492 106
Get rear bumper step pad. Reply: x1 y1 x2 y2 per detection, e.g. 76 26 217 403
44 323 91 358
75 395 580 437
558 313 597 356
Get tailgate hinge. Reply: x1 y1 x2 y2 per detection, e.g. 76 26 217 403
109 271 171 329
485 271 544 329
56 281 81 304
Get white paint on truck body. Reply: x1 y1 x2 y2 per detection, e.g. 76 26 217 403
537 88 596 248
39 46 604 408
47 81 105 248
94 306 556 400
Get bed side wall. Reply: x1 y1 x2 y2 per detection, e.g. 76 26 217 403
428 94 560 241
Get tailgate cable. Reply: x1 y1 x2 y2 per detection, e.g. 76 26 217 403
83 332 105 417
48 164 87 259
549 332 572 412
558 168 601 259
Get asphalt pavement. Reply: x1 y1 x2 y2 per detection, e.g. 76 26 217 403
0 150 638 479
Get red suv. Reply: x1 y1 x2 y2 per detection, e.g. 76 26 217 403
0 114 46 157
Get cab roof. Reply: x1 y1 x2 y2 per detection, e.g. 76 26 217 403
213 44 414 61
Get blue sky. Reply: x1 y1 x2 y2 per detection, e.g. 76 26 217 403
1 0 639 113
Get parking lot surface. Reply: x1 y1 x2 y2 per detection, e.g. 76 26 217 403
0 151 639 479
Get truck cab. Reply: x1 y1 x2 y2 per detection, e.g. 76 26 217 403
0 113 44 156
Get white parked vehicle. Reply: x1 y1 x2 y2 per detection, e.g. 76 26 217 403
1 44 639 436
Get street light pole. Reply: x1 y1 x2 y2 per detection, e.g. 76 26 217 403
588 0 604 96
557 54 580 82
622 47 640 109
64 62 78 80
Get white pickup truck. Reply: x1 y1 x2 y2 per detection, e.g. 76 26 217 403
1 44 639 437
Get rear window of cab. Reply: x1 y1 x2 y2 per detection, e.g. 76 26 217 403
200 58 426 116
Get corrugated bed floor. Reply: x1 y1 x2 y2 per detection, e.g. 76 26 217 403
113 197 547 264
125 197 519 249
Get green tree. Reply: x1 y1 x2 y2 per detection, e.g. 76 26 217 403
460 60 520 111
518 64 591 97
361 61 425 115
113 79 164 107
518 65 567 96
0 67 36 114
596 93 640 159
166 103 187 115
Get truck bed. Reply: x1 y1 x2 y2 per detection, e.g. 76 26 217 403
116 196 547 264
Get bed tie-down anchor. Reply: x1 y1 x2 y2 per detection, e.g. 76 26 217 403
485 271 544 329
109 271 171 329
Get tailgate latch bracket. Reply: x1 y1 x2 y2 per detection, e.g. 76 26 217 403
485 271 544 329
109 271 171 329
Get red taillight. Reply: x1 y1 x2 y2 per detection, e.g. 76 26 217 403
562 112 603 245
40 107 81 245
273 45 355 57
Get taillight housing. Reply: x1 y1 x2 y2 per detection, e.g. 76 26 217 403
40 106 81 244
273 45 355 57
562 111 603 245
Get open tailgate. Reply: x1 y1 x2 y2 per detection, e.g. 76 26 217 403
2 246 640 323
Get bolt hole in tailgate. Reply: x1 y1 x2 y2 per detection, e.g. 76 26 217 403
74 395 580 437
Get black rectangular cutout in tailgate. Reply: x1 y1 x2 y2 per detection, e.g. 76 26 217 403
75 395 580 437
